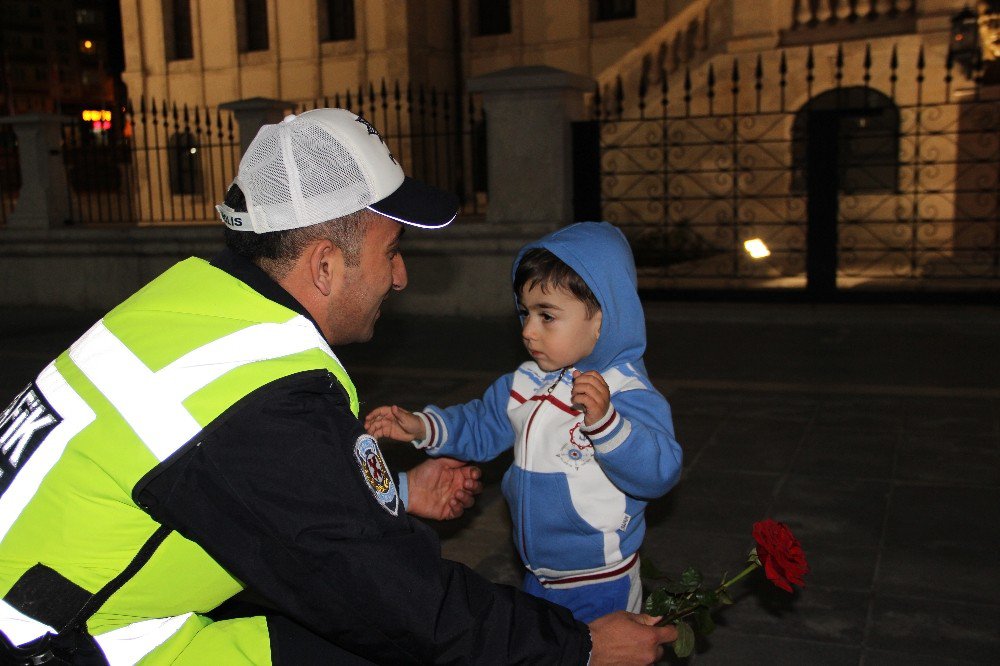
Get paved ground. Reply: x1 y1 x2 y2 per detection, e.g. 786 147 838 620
2 301 998 664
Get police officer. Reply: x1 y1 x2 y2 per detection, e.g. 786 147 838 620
0 109 676 664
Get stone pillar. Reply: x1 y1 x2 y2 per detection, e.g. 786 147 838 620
468 66 595 228
219 97 296 156
7 114 72 229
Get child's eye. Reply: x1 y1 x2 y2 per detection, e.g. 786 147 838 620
517 308 528 317
541 313 554 322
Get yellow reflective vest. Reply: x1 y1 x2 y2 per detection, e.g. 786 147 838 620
0 257 356 664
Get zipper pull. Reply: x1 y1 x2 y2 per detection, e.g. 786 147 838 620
547 367 568 394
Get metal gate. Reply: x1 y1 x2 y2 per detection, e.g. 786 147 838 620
583 42 1000 299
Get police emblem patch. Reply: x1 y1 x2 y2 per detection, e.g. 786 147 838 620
354 434 399 516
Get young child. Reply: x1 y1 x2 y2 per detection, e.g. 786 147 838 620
365 221 682 623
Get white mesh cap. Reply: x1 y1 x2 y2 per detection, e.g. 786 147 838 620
216 108 458 233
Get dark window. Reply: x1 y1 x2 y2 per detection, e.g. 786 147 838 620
792 87 900 194
237 0 269 52
594 0 636 22
76 9 100 25
319 0 356 42
476 0 511 36
164 0 194 60
168 132 202 194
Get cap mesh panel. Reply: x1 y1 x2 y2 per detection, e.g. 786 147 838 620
239 119 376 232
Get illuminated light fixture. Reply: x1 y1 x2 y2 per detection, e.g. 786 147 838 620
189 147 198 155
743 238 771 259
81 110 112 122
83 39 93 49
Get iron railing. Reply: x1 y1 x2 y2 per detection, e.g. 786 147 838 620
590 42 1000 296
59 100 241 226
2 81 485 227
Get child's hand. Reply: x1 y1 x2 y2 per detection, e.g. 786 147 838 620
365 405 427 442
571 370 611 426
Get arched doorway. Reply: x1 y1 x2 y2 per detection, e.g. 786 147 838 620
792 87 899 295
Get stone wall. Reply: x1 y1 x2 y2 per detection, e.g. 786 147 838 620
0 220 545 317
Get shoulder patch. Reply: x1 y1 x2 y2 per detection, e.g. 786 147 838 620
353 434 399 516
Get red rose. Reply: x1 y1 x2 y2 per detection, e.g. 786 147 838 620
752 519 808 593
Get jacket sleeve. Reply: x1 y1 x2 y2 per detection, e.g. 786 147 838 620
581 384 683 499
136 371 590 665
414 372 516 463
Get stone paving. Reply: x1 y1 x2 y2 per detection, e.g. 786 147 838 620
2 302 998 664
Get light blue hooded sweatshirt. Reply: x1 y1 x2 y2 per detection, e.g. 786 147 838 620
413 222 682 580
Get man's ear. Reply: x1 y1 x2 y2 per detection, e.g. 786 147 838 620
308 239 346 297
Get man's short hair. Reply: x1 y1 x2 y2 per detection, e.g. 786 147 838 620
222 183 370 279
513 248 601 317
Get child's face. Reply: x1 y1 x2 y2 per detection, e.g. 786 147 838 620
518 283 602 372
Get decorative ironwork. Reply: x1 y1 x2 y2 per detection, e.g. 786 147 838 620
4 80 484 227
591 41 1000 295
56 100 239 225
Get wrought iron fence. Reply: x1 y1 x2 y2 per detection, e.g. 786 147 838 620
590 42 1000 297
3 81 484 227
59 100 241 226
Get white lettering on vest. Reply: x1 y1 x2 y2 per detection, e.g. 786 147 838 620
0 385 61 494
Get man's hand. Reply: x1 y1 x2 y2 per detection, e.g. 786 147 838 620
571 370 611 426
365 405 427 442
405 457 482 520
588 612 678 666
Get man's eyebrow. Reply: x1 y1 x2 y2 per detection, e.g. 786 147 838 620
530 301 563 310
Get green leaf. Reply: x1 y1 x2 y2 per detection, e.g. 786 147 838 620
748 547 761 566
672 620 696 658
642 587 684 615
661 580 693 595
718 589 734 606
644 588 684 616
693 589 719 608
679 566 703 590
643 588 668 615
694 607 716 636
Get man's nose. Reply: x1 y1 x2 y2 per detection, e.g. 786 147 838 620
391 254 408 291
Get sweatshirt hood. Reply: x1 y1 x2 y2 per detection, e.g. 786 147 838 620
512 222 645 373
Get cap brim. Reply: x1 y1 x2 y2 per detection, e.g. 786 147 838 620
368 177 459 229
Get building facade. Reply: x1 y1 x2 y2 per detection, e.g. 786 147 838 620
0 0 124 117
15 0 996 299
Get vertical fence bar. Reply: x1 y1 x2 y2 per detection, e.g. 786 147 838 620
731 58 740 277
909 46 924 279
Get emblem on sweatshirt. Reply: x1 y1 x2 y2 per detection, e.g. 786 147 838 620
557 423 594 470
354 434 399 516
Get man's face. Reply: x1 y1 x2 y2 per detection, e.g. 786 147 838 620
328 214 407 345
518 282 601 372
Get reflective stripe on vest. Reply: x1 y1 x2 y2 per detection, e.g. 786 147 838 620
70 314 347 462
0 598 54 646
0 362 95 543
94 613 193 666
